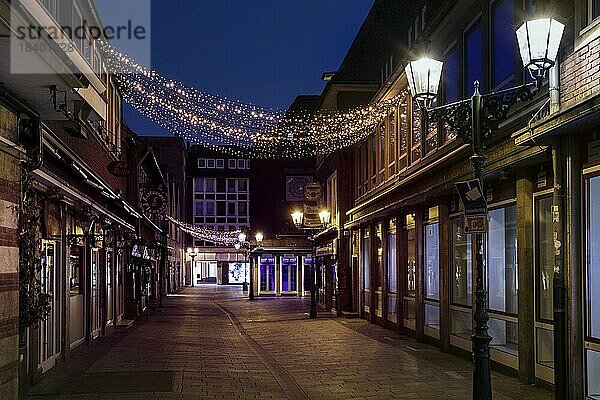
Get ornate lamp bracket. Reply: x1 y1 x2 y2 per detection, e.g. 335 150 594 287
480 81 537 138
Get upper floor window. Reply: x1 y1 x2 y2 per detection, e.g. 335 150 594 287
464 20 483 96
237 159 246 169
198 158 207 168
238 179 248 193
228 159 236 169
592 0 600 22
492 0 515 89
443 48 459 104
207 159 216 169
216 159 224 169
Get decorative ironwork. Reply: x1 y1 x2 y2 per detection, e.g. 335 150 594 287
481 82 537 137
428 99 472 143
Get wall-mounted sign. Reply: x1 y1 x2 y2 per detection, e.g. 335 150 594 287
304 182 322 202
107 161 133 177
141 189 167 215
285 176 312 202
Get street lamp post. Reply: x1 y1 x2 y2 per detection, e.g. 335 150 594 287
235 232 263 300
187 247 199 287
291 210 331 319
405 18 564 400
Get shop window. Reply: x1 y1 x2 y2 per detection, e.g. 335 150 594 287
492 0 515 88
585 175 600 398
487 205 518 314
425 223 439 300
406 216 417 295
535 196 554 322
387 220 397 293
362 233 371 291
69 246 82 296
194 177 204 192
465 20 483 96
451 218 472 306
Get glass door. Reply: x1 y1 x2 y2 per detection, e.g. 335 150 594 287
361 230 371 314
281 256 297 293
585 175 600 399
39 241 59 372
403 214 417 331
534 193 555 383
387 219 398 324
259 255 275 293
424 218 440 339
302 256 312 296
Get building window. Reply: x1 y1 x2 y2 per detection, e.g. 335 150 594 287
238 159 246 169
443 49 459 104
227 202 236 216
205 201 215 216
592 0 600 22
424 220 440 331
465 20 483 96
238 202 248 216
194 177 204 192
198 158 207 168
194 201 204 216
228 159 236 169
492 0 515 88
487 205 518 314
227 179 237 193
206 159 215 169
216 159 225 169
205 178 216 193
408 26 414 47
238 179 248 193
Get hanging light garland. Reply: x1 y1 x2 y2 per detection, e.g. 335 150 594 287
166 216 241 245
102 44 407 158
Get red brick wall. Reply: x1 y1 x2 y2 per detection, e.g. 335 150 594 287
46 121 126 194
560 36 600 108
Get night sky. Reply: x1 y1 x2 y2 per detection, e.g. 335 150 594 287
124 0 375 136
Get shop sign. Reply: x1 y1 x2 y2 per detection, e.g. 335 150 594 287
141 188 167 215
464 215 487 234
107 160 133 177
303 204 321 228
455 180 487 215
316 243 333 256
131 244 151 260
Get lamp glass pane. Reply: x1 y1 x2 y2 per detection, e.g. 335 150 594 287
516 18 564 70
404 58 443 99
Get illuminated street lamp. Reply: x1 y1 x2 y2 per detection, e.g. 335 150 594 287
186 247 199 287
405 18 564 400
249 232 264 300
291 209 331 319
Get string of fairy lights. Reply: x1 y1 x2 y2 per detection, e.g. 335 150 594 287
101 44 407 158
166 216 241 245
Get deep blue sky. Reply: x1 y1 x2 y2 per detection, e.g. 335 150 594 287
123 0 375 136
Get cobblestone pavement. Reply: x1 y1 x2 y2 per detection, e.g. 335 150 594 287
27 286 553 400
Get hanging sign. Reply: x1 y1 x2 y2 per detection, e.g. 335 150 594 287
141 189 167 215
455 180 487 215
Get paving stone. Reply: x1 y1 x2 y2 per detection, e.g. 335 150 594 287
27 285 552 400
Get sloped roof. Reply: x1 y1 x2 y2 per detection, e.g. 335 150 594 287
332 0 420 83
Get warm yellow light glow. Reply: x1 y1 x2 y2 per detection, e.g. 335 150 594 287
291 211 304 227
404 58 443 103
255 232 264 243
319 210 331 226
238 232 247 243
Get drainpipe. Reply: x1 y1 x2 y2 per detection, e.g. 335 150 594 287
549 62 560 114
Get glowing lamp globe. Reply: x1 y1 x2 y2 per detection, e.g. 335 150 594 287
516 18 565 81
404 58 443 105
